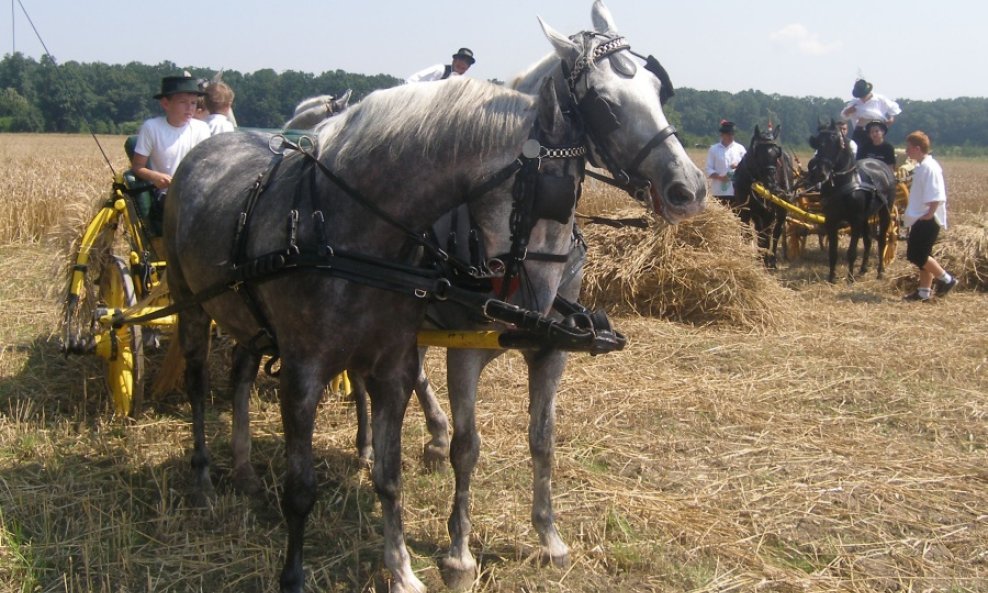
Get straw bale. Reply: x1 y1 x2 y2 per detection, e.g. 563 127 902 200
934 220 988 290
581 202 792 330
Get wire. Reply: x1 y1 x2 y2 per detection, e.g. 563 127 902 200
15 0 117 176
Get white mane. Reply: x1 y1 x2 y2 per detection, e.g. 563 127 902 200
318 79 535 168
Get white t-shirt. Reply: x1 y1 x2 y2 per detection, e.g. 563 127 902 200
903 154 947 229
705 141 747 196
134 116 211 181
205 113 235 135
841 93 902 129
406 63 459 83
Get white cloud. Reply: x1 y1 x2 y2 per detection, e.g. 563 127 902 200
770 23 843 56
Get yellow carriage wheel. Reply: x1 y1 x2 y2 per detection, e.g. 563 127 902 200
883 204 900 266
100 256 145 417
785 220 806 261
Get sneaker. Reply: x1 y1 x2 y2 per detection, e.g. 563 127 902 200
935 277 958 297
902 290 930 302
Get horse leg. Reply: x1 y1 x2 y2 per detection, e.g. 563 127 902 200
230 343 263 495
440 349 491 591
827 224 840 284
859 217 872 277
277 360 329 593
180 306 215 507
846 225 860 283
524 347 570 567
350 350 449 471
413 347 450 472
366 365 427 593
350 375 374 467
876 207 890 279
770 210 786 268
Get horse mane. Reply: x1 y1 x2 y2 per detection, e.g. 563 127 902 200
318 79 535 168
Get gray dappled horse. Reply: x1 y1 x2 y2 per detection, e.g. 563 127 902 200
283 89 352 129
352 2 707 589
807 120 896 283
167 77 603 593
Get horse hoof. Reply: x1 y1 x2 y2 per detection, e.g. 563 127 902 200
187 488 213 509
422 442 448 473
232 464 263 496
357 448 374 470
439 555 477 592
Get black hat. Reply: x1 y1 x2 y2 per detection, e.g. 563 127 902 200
852 79 873 99
865 120 888 134
718 119 736 134
154 75 206 99
452 48 475 65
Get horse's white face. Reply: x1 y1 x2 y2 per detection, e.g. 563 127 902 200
537 1 707 225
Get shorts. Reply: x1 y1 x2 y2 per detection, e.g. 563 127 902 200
906 218 939 268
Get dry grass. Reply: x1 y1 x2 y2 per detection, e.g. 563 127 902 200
1 135 986 593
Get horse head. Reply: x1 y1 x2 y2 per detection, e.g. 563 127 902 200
807 119 853 187
284 89 352 130
526 0 706 224
746 124 786 191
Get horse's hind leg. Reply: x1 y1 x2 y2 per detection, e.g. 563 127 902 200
858 219 872 277
525 348 570 567
366 367 427 593
876 208 890 279
827 224 840 283
230 343 263 495
179 306 215 507
440 349 491 591
413 348 449 471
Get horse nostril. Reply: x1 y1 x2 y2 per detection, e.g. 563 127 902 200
667 183 694 206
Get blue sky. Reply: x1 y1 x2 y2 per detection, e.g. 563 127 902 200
4 0 985 101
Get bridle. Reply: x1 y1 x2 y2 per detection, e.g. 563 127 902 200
809 129 857 193
563 32 680 202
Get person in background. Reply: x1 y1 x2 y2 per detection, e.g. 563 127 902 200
203 81 236 135
841 78 901 150
705 119 746 206
836 118 858 155
856 120 896 167
406 48 475 83
901 131 957 301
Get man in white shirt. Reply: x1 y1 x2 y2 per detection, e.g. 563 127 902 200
406 48 475 83
841 79 902 149
705 120 747 205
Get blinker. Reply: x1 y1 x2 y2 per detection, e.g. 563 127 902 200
578 88 621 136
533 174 579 224
644 55 675 106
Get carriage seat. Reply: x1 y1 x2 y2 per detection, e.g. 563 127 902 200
121 135 161 236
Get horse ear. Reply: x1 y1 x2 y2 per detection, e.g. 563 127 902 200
538 16 580 60
334 89 352 111
590 0 618 35
773 124 781 140
829 118 836 129
754 124 761 138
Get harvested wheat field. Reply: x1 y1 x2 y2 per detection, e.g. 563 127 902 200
1 134 986 593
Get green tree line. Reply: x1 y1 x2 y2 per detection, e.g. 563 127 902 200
2 53 987 152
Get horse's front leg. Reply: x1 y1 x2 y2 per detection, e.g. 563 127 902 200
230 343 263 495
365 368 426 593
770 208 786 268
413 347 450 471
180 307 214 507
277 361 328 593
827 224 840 284
350 375 374 467
858 218 872 277
440 349 492 591
524 347 570 567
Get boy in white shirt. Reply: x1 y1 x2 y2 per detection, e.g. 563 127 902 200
901 131 957 301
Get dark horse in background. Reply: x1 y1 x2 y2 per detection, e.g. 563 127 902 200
807 120 896 283
731 124 793 267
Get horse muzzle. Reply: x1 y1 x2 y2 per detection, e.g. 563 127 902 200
651 171 707 225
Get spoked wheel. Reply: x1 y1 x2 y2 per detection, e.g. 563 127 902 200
883 204 900 266
97 256 145 417
785 221 806 262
